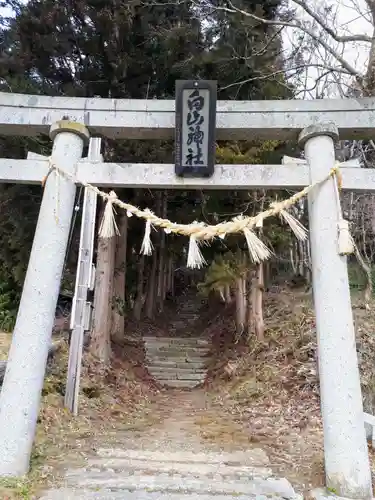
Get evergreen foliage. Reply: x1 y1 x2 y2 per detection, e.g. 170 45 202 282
0 0 294 322
198 250 250 296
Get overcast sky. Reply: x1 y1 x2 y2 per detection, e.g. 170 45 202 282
0 0 373 98
284 0 373 97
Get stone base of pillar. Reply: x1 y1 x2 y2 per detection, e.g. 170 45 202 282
307 487 374 500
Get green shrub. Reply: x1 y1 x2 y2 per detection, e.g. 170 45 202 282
0 273 20 331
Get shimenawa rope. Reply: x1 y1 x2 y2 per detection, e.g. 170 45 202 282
42 159 350 268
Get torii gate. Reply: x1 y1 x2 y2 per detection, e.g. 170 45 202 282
0 92 373 499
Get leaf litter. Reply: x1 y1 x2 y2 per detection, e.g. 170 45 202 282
201 288 375 491
2 288 375 497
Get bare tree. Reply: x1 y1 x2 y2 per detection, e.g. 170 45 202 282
204 0 375 302
195 0 373 98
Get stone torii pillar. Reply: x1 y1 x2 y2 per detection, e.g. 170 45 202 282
0 121 89 477
299 123 373 499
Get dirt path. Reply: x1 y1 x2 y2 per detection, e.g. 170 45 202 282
113 389 253 454
36 388 304 499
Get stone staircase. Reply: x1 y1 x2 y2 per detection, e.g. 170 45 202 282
39 447 303 499
168 290 207 337
144 290 210 388
144 336 209 388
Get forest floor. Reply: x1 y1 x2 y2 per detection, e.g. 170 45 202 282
0 331 13 360
0 287 375 498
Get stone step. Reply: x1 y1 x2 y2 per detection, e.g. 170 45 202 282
171 317 200 323
96 448 269 465
169 322 199 328
145 346 208 354
178 303 201 307
157 379 203 388
148 371 205 381
149 366 206 373
173 309 200 313
145 349 209 356
144 336 209 388
169 319 198 323
145 348 210 357
143 337 208 346
148 364 206 371
176 312 201 315
64 472 300 497
81 457 272 478
179 301 203 305
148 369 206 383
40 490 265 500
147 361 208 369
145 342 210 354
174 312 198 316
172 309 200 314
147 360 206 369
146 356 208 364
147 366 206 375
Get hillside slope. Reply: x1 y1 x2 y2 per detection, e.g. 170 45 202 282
202 287 375 489
1 287 375 497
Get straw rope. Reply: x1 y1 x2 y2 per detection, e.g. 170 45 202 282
43 159 340 241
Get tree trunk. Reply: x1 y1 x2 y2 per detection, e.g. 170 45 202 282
251 201 265 341
235 276 246 340
90 232 116 364
167 257 174 296
144 192 161 319
254 263 265 341
305 240 312 284
247 269 257 339
224 284 232 303
157 191 167 311
298 240 305 276
133 255 145 320
171 262 175 297
163 260 168 301
145 249 158 319
263 260 271 291
364 10 375 95
354 244 373 309
111 213 128 344
290 242 298 275
166 257 171 292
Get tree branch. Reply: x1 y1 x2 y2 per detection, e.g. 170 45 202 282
219 64 352 91
292 0 373 43
208 0 364 77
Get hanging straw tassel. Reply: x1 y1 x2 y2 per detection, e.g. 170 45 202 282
270 202 307 240
331 164 354 256
99 191 120 238
338 219 354 255
187 234 206 269
140 210 154 256
243 227 271 263
279 209 308 240
255 216 263 229
186 222 206 268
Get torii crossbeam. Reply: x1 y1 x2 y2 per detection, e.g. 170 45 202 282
0 158 371 191
0 91 375 140
0 95 372 500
